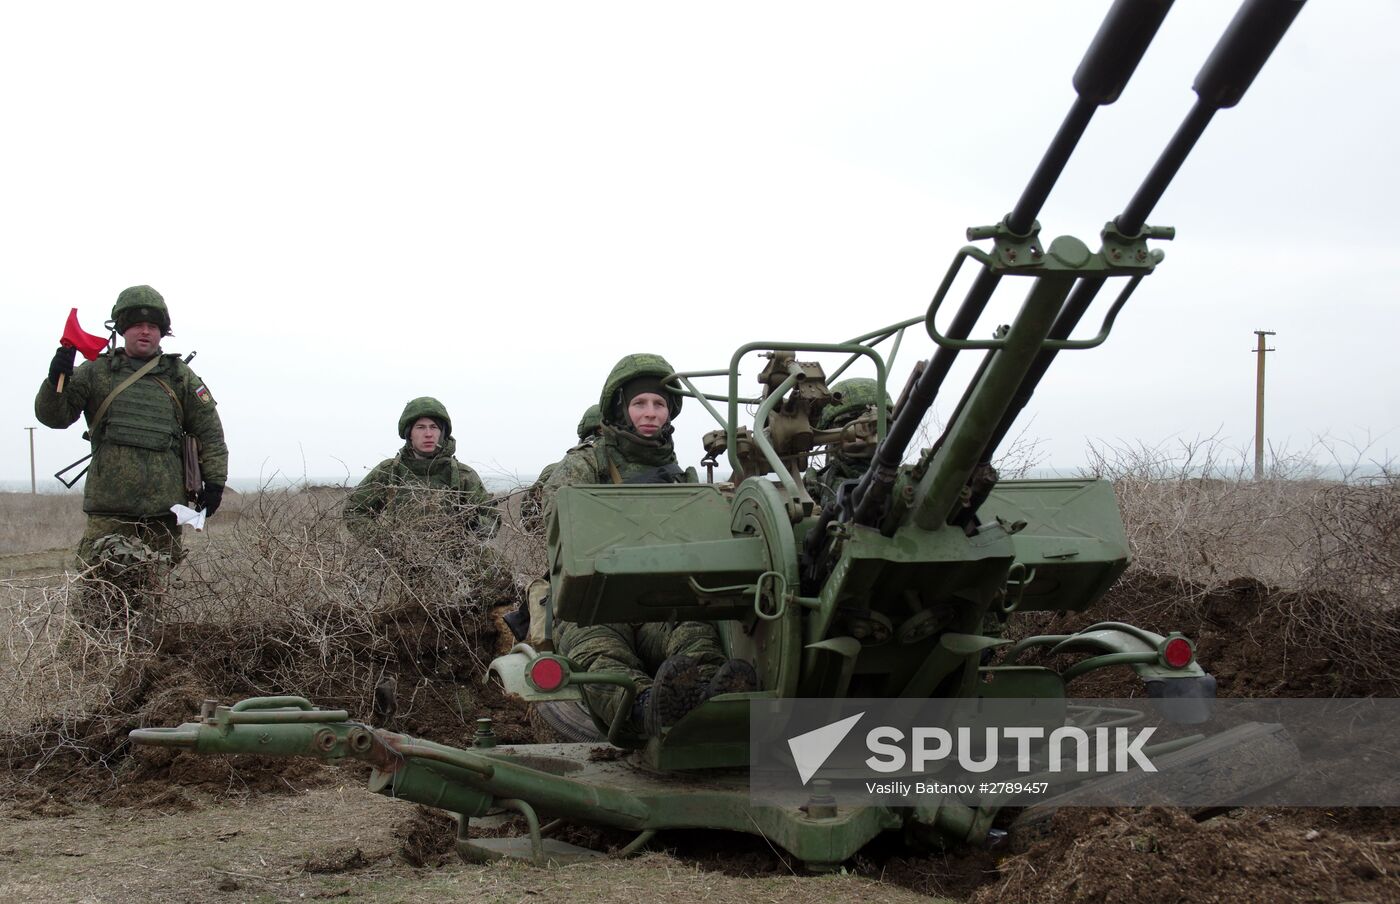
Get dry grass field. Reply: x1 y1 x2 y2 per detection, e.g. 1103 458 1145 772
0 468 1396 902
0 492 86 575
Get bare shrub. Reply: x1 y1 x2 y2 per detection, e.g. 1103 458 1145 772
1080 435 1322 598
1064 436 1400 692
0 484 542 774
1282 473 1400 686
1294 473 1399 603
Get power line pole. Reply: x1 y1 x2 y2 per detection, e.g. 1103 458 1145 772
25 427 37 494
1252 330 1276 480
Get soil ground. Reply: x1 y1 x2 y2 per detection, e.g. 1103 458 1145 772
3 492 1398 902
0 778 945 903
3 766 1395 903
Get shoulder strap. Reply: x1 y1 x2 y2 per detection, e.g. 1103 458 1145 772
150 377 185 425
591 441 623 485
91 356 164 431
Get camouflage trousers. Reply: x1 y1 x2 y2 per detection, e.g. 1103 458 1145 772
76 514 184 569
554 619 726 739
71 515 183 632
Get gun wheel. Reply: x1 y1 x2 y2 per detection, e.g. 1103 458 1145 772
729 477 802 695
528 700 606 743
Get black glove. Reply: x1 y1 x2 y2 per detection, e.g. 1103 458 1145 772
48 346 77 387
198 482 225 517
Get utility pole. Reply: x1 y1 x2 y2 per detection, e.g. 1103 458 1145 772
25 427 37 494
1252 330 1276 480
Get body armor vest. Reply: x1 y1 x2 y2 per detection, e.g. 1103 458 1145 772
101 374 182 452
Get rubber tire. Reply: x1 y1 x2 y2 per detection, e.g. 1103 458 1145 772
528 700 606 743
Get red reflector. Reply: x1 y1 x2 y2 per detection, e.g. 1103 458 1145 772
1163 637 1193 668
530 657 566 691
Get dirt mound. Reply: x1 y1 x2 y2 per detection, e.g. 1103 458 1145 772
0 587 534 803
971 806 1400 904
303 845 376 873
4 787 78 820
394 805 459 867
1013 573 1400 698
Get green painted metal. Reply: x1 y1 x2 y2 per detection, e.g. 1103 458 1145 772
716 341 889 482
1007 621 1208 683
129 3 1309 868
551 484 765 623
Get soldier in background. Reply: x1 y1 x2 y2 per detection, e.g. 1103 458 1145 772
36 286 228 575
519 404 602 535
540 353 756 740
343 397 497 542
803 377 891 511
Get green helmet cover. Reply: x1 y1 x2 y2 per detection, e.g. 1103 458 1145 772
599 353 681 426
398 396 452 439
577 404 602 441
818 378 891 430
111 285 171 335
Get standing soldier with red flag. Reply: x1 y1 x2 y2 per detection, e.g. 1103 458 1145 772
35 286 228 580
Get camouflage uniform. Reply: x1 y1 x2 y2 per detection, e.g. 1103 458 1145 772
546 355 725 737
521 404 602 535
803 377 891 510
34 286 228 570
343 397 496 542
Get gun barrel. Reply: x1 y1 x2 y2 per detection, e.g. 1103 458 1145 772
850 1 1174 527
1195 0 1306 110
985 0 1306 464
1118 0 1306 234
1074 0 1176 104
1010 0 1176 233
979 278 1108 462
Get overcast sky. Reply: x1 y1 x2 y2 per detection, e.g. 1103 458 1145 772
3 1 1395 491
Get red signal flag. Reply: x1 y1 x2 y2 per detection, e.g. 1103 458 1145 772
61 308 108 361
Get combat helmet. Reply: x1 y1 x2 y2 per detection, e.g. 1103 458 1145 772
818 378 891 430
398 397 452 439
111 285 171 335
577 404 603 441
599 353 682 426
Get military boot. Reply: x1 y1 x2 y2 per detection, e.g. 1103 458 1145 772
704 658 758 699
644 654 707 736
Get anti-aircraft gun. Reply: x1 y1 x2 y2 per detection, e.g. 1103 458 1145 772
132 0 1308 870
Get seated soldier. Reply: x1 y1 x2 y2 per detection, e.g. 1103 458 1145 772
344 397 497 542
804 377 891 510
539 353 756 738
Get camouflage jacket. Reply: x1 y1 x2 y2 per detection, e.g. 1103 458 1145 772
343 437 496 540
520 460 561 535
540 427 691 528
804 453 872 510
35 350 228 517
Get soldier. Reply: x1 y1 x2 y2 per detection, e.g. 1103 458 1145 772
519 404 602 535
343 397 497 542
35 285 228 574
804 377 891 510
540 353 756 739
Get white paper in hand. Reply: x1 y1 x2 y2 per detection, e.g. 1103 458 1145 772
171 504 208 531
